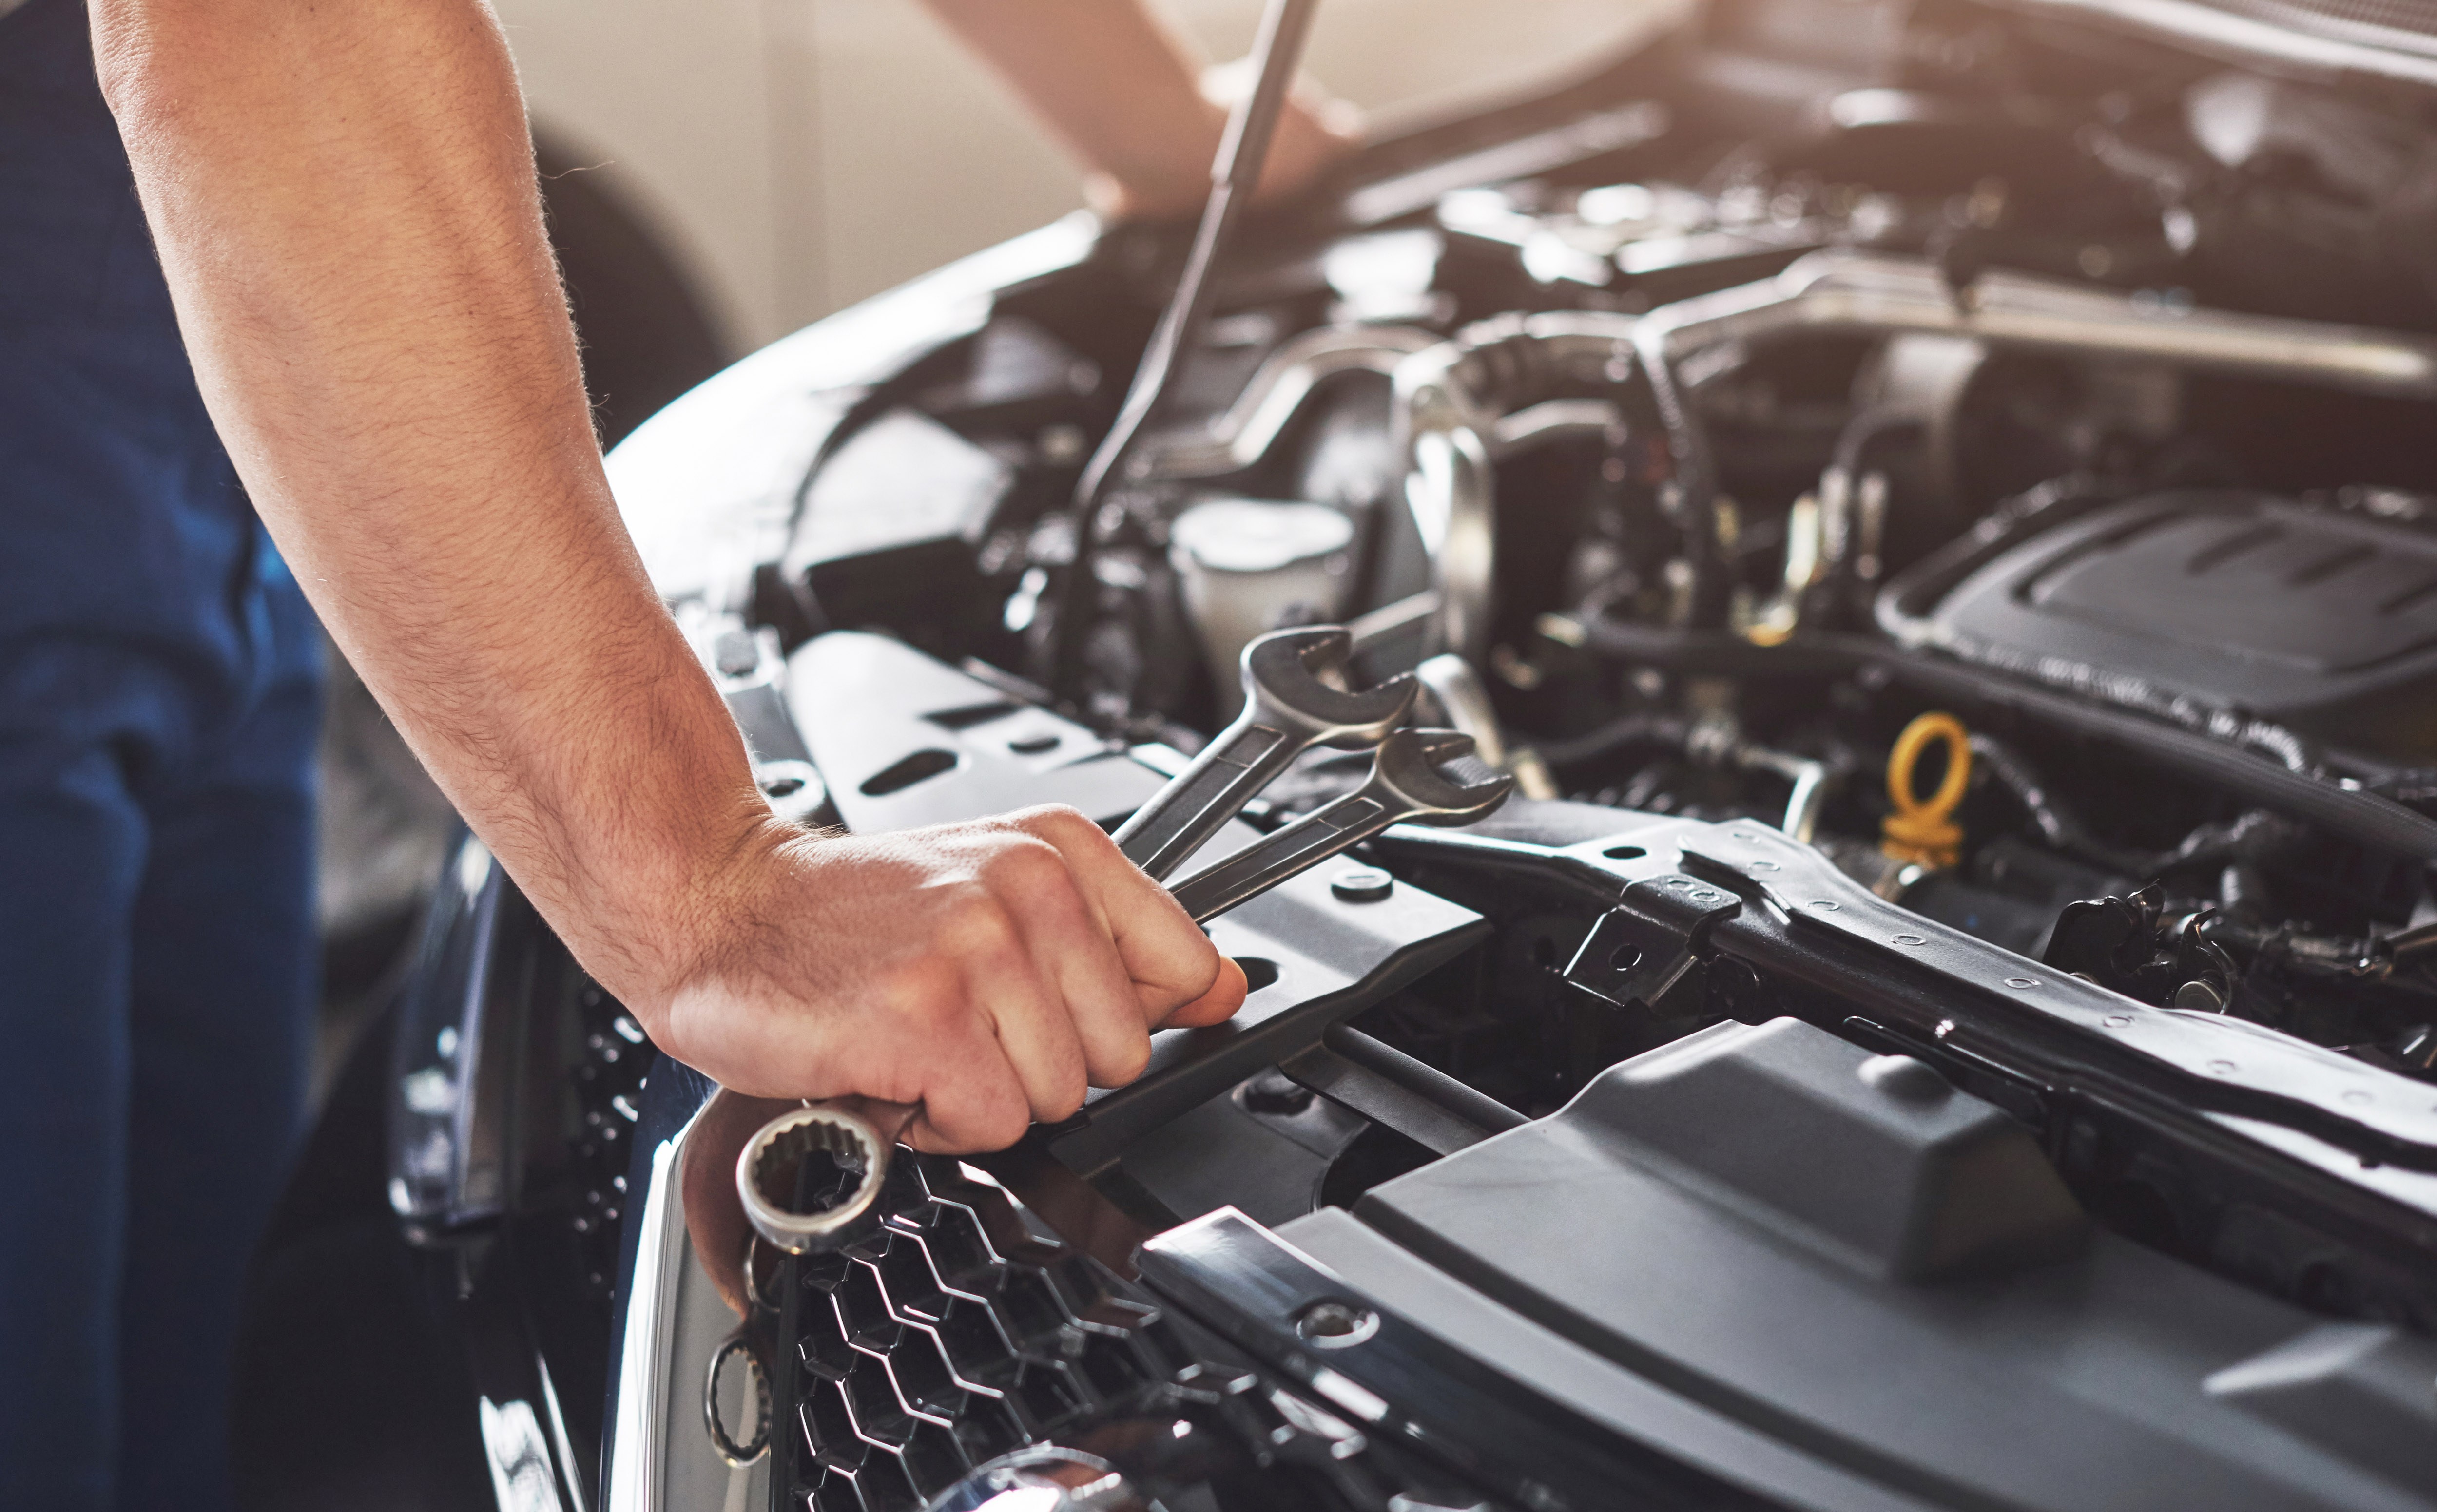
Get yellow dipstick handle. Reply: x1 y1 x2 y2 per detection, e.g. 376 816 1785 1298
1881 711 1971 869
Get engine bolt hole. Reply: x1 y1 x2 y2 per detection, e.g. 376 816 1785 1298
1294 1299 1380 1349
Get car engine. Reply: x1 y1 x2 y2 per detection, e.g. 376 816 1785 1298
299 1 2437 1509
743 42 2437 1076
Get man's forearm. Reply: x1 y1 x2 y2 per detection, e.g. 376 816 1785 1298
93 0 764 1006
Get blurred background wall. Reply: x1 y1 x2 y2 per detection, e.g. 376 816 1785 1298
491 0 1669 353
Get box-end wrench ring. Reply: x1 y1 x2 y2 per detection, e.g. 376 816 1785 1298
736 1097 922 1256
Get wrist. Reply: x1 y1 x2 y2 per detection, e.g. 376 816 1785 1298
602 798 803 1034
475 620 803 1027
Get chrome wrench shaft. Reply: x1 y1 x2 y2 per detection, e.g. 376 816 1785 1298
1114 625 1415 881
1169 728 1513 922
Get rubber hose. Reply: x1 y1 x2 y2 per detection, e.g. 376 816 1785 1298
1565 612 2437 861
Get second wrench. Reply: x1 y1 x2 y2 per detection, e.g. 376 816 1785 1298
1169 728 1513 922
1114 626 1416 882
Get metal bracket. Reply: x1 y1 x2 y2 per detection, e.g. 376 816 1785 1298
1563 873 1742 1015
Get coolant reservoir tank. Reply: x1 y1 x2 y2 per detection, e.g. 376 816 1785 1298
1169 496 1354 717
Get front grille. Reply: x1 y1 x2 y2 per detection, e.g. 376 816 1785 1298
770 1153 1498 1512
774 1155 1178 1511
568 977 652 1300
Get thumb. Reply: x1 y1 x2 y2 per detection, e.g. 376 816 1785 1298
1155 954 1249 1030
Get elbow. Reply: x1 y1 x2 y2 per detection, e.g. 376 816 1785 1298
88 0 168 130
87 0 227 136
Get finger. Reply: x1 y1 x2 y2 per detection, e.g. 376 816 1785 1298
1156 953 1248 1030
1016 805 1224 1021
973 955 1091 1124
992 844 1155 1088
956 896 1091 1125
876 957 1032 1155
680 1089 800 1320
902 1022 1031 1154
1116 896 1228 1023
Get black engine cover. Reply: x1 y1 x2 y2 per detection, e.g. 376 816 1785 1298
1924 490 2437 753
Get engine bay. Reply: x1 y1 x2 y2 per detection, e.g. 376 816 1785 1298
751 0 2437 1167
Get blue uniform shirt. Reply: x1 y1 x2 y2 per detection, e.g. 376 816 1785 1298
0 0 303 700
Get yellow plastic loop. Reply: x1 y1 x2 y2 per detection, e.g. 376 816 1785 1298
1881 711 1972 869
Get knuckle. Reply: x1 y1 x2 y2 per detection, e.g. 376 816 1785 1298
1025 804 1119 859
880 957 964 1029
1048 805 1110 847
978 1097 1031 1151
1016 802 1089 835
1040 1069 1090 1124
1102 1033 1152 1087
944 891 1019 955
988 835 1069 891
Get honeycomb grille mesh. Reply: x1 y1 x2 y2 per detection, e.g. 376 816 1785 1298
769 1153 1490 1512
775 1155 1178 1512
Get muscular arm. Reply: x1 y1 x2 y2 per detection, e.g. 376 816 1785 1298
918 0 1356 219
92 0 1242 1149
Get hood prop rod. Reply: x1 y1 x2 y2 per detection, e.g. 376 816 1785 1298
1049 0 1322 695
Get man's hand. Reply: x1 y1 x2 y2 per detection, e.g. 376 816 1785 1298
658 806 1247 1153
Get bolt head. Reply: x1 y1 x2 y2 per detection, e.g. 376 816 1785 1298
1330 867 1394 903
1241 1068 1315 1116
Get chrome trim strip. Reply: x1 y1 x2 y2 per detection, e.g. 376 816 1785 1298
606 1103 773 1512
606 1129 687 1512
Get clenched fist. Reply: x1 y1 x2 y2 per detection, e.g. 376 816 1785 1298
644 804 1248 1153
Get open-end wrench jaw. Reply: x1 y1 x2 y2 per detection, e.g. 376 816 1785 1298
1369 728 1510 824
1168 727 1515 923
1242 627 1414 743
1116 626 1417 883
